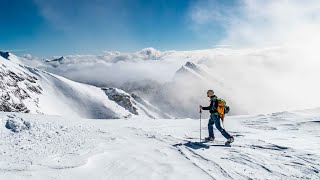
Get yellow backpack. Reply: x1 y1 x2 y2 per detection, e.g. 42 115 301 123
214 98 230 122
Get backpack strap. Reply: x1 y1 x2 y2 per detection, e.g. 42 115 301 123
211 96 219 115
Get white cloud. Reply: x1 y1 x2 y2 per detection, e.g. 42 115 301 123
189 0 320 48
23 54 33 60
190 0 232 25
21 48 185 85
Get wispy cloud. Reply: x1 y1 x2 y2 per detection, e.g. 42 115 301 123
189 0 235 25
33 0 129 32
189 0 320 48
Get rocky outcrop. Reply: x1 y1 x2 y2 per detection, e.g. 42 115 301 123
0 51 10 60
5 114 31 133
102 88 139 115
0 64 42 113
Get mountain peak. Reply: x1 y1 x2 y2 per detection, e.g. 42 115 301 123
185 61 197 69
183 61 202 74
174 61 204 81
45 56 64 62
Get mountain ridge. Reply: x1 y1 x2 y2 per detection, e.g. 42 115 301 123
0 55 167 119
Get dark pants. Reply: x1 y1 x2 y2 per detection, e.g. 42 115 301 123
208 114 232 139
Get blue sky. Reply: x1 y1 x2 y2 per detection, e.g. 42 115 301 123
0 0 237 57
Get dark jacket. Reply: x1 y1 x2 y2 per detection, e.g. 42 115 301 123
202 95 218 114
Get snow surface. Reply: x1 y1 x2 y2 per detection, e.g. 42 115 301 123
0 110 319 179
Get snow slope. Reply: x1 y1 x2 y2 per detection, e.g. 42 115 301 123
0 55 167 119
1 110 319 179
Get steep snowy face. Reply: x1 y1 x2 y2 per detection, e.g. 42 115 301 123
0 56 163 119
0 57 43 113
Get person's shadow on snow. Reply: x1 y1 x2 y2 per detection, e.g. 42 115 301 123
173 141 233 150
173 142 210 150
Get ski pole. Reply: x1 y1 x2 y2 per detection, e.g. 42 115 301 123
199 108 202 143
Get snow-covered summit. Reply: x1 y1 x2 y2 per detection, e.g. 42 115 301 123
175 61 205 80
185 61 201 72
174 61 223 86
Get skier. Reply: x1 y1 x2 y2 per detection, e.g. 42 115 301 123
200 90 234 144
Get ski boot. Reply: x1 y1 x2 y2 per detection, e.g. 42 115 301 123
204 136 215 142
225 137 234 146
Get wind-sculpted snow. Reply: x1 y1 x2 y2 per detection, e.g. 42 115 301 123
0 113 103 172
0 110 319 179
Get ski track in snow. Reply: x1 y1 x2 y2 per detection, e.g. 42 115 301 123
0 110 320 180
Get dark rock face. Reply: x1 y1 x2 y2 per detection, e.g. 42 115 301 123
0 101 30 113
185 62 199 71
44 56 65 68
102 88 139 115
25 82 42 94
45 56 64 63
0 51 10 60
0 65 42 113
